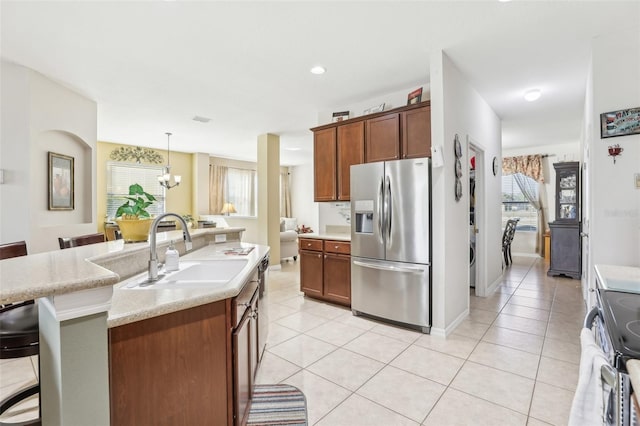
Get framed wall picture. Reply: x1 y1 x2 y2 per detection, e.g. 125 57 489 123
48 151 74 210
600 107 640 138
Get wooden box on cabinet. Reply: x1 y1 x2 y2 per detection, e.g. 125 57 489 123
299 238 351 306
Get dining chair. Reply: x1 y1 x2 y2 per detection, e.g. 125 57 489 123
502 218 520 267
0 241 40 426
58 233 105 250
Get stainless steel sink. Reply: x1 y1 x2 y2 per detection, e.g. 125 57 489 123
123 259 249 289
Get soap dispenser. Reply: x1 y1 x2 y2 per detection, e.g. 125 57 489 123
165 240 180 272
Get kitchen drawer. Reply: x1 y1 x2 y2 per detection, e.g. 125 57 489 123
299 238 323 252
232 278 258 327
324 240 351 255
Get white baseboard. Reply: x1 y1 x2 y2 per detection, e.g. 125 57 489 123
430 308 470 337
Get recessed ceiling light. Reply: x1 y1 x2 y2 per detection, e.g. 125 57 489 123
310 66 326 75
193 115 212 123
524 89 542 102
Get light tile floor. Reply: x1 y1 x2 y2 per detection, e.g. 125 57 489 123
0 255 585 425
259 255 585 425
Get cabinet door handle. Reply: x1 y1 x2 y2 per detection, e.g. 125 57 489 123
334 245 339 249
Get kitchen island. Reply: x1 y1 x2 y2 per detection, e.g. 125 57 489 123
0 227 268 426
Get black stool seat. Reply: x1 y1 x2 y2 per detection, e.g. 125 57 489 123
0 303 39 358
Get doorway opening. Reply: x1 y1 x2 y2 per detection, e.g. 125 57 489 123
468 138 486 296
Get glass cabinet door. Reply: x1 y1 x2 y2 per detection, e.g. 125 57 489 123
554 162 579 222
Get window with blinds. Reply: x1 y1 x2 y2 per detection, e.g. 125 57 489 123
106 162 166 219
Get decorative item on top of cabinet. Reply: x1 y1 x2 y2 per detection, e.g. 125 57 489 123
299 238 351 306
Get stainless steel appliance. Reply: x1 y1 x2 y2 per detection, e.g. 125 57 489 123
350 158 431 333
257 254 269 361
585 289 640 426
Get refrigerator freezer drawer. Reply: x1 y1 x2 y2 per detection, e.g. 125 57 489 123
351 257 430 331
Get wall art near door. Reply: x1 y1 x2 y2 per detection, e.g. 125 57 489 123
600 107 640 138
48 151 74 210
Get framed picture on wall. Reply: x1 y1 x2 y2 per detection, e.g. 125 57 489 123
600 107 640 138
48 151 74 210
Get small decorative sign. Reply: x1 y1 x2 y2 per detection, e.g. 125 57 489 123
407 87 423 105
363 103 385 115
331 111 350 122
600 107 640 139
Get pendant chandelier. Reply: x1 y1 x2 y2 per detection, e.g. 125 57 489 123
158 132 181 189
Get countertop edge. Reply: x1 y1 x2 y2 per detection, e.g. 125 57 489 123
0 227 246 304
298 233 351 242
107 242 270 328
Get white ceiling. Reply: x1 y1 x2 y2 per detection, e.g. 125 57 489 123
2 1 638 165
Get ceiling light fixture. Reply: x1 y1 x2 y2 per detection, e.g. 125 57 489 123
524 89 542 102
158 132 181 189
192 115 211 123
310 66 326 75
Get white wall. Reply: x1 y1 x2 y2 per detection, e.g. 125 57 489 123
0 61 97 253
585 27 640 297
289 163 319 232
430 51 503 335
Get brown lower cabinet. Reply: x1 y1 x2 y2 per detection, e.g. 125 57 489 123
109 278 260 426
299 238 351 306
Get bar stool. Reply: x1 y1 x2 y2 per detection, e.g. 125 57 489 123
0 241 40 426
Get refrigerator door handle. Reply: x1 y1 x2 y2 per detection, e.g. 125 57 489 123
377 177 384 245
353 260 427 274
385 174 392 246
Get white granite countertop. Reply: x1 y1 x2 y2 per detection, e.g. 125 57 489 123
0 227 245 305
299 233 351 242
595 264 640 292
108 242 269 328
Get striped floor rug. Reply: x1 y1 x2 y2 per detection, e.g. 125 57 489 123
247 384 308 425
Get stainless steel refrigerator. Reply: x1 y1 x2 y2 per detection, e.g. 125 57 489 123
350 157 431 333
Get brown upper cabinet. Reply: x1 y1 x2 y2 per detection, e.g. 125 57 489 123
402 105 431 159
366 113 400 162
312 101 430 201
313 127 337 201
337 121 365 200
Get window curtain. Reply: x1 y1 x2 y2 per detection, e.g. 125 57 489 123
209 164 227 214
503 154 546 256
280 170 291 218
228 168 257 216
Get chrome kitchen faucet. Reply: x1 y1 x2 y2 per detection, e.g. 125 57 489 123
148 213 193 281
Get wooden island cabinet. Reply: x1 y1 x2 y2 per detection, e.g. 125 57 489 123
312 101 430 201
299 238 351 306
109 268 263 426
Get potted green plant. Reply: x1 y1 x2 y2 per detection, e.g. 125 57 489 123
181 214 194 228
115 183 156 242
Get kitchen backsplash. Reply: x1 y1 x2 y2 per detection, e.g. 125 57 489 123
319 202 350 233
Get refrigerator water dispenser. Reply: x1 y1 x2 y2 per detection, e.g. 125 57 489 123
354 200 374 234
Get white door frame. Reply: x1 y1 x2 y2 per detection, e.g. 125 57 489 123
468 136 487 297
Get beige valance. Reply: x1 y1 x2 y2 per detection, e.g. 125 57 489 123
502 155 544 182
